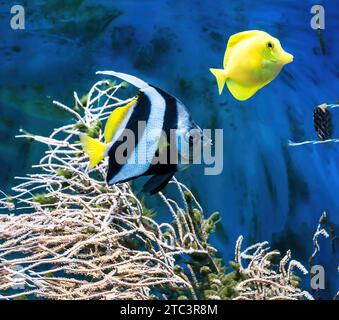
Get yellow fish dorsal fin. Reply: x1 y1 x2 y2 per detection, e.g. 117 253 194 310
104 96 138 143
223 30 264 68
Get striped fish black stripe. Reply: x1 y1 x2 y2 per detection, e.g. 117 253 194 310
145 85 178 175
106 91 151 183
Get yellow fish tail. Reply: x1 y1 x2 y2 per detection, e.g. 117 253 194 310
209 68 228 95
79 134 107 169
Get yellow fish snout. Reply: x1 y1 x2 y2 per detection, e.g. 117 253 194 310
280 51 294 65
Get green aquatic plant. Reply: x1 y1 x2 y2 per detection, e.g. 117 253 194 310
86 119 102 139
79 94 88 107
163 233 312 300
0 74 314 300
32 193 57 205
56 168 73 179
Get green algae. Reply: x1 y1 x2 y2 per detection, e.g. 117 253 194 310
85 227 97 235
14 295 28 300
56 168 73 179
79 94 88 107
140 198 156 219
74 122 88 132
32 193 57 205
204 211 221 235
75 120 102 138
86 120 102 139
170 256 247 300
120 81 129 89
151 192 247 300
6 196 14 204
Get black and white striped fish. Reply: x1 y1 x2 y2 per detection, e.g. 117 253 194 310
80 71 210 194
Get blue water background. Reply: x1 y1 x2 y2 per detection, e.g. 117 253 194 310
0 0 338 298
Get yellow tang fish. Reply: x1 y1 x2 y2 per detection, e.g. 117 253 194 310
210 30 293 101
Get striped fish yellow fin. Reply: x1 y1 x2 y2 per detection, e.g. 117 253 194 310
104 97 138 143
79 134 107 169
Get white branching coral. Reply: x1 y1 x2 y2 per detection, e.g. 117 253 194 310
309 212 329 267
0 183 207 300
0 72 315 300
0 77 215 300
234 236 313 300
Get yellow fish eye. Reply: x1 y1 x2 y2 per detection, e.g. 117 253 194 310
266 41 274 49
